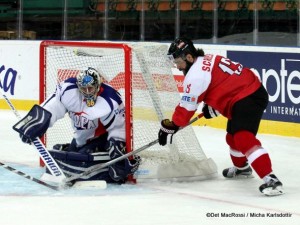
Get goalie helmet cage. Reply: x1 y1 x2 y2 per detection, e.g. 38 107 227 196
39 40 217 182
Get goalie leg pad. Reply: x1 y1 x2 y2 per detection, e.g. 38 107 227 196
45 149 118 183
106 138 141 182
13 104 52 144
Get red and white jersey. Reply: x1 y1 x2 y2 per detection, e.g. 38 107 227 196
42 77 125 147
172 54 262 127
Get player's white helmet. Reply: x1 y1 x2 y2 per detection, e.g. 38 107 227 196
77 67 101 107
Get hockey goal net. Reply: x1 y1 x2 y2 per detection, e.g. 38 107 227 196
39 41 217 182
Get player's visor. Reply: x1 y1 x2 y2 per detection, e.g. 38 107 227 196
167 54 175 62
167 55 186 68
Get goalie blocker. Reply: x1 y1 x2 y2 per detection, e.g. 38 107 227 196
13 104 52 144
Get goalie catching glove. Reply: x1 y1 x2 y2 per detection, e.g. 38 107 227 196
158 119 179 146
13 105 52 144
202 103 220 119
106 138 141 182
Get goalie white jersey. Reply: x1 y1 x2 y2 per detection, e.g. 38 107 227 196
41 77 126 147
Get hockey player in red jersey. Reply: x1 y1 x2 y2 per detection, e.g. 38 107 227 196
158 37 283 196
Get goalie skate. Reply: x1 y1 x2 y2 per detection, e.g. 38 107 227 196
222 164 254 179
259 174 284 196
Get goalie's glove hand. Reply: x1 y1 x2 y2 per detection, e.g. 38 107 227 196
13 105 52 144
202 104 220 119
158 119 179 146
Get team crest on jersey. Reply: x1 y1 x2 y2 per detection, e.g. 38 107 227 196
69 111 96 130
86 99 95 107
180 94 197 105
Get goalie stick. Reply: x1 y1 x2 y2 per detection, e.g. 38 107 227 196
64 113 204 183
0 162 107 190
0 161 59 191
0 88 66 182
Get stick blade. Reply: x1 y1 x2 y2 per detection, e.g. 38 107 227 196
40 172 65 184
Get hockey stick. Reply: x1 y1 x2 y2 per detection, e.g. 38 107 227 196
0 161 59 191
0 88 66 182
64 113 204 183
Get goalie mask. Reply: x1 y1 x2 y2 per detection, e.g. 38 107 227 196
167 37 198 75
77 67 101 107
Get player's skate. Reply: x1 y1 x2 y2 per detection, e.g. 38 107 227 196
222 163 254 179
259 174 284 196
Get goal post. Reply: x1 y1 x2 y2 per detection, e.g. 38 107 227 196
39 40 217 182
40 41 134 155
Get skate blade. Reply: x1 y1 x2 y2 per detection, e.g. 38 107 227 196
235 174 254 179
225 174 254 179
262 186 284 196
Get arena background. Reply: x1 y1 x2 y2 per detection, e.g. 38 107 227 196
0 41 299 137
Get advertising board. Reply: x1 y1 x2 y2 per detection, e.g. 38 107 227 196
0 41 299 136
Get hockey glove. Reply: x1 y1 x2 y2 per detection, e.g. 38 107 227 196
158 119 179 146
13 104 52 144
107 138 141 182
202 104 220 119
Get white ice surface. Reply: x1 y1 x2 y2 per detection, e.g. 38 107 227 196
0 110 300 225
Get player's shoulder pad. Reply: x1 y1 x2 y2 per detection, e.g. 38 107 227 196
58 77 78 92
99 83 123 105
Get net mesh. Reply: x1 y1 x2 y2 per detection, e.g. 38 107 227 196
41 41 217 181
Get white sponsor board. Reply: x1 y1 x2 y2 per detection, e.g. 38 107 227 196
0 41 40 100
